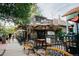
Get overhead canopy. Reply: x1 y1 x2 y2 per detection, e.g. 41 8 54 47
62 7 79 17
26 24 61 31
66 13 78 20
62 6 79 23
68 16 79 23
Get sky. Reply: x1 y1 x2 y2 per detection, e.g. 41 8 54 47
0 20 15 28
1 3 79 27
37 3 79 20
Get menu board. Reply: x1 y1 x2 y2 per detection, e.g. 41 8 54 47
47 31 55 35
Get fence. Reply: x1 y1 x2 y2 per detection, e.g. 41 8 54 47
47 35 66 51
46 34 79 55
63 35 79 55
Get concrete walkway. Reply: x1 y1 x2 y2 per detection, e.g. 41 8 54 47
3 39 26 56
0 42 6 56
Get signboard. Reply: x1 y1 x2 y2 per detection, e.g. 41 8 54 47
46 38 51 44
47 31 55 35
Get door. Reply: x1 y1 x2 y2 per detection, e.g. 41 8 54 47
36 30 46 39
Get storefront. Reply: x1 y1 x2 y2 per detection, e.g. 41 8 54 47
62 7 79 55
26 24 59 49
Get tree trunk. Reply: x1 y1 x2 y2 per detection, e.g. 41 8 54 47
22 25 27 42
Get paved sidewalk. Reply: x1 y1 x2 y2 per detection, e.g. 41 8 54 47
3 39 26 56
0 43 6 56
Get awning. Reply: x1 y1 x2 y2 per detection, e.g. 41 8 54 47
69 16 79 23
66 13 78 20
62 7 79 17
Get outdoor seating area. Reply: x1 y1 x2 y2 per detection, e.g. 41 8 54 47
21 23 70 55
23 40 72 56
0 3 79 56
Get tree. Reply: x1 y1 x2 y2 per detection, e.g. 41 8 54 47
0 3 38 42
0 3 37 24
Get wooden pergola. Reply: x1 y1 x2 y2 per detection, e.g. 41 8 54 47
25 23 63 48
26 24 61 31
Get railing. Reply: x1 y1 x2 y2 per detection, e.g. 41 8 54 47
46 35 65 51
23 41 72 56
63 35 78 55
46 35 79 55
24 34 79 55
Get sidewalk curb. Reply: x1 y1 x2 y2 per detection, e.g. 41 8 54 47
0 49 6 56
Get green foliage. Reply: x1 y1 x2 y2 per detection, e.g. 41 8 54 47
13 4 32 19
0 3 37 25
0 3 41 38
55 28 65 37
0 26 16 36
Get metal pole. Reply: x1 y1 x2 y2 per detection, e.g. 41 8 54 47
76 23 78 34
66 20 69 34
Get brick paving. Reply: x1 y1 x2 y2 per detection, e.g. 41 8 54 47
3 39 26 56
0 38 66 56
0 42 6 56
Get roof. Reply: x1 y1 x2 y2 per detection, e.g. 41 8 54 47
35 15 47 19
26 24 60 31
62 7 79 17
53 18 66 26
